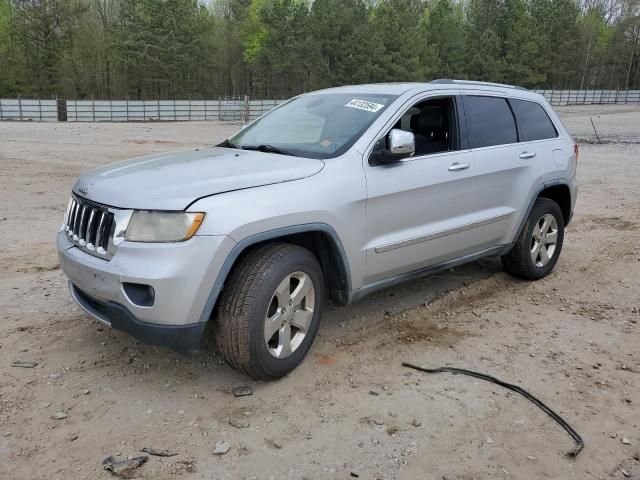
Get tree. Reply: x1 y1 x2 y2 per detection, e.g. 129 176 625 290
425 0 467 79
370 0 435 82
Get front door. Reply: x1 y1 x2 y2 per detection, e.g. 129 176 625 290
363 93 496 284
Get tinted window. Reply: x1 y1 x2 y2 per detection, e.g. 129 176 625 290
464 96 517 148
510 99 558 141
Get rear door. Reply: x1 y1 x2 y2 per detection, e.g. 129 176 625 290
460 94 534 247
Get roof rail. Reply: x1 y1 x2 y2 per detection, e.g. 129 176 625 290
430 79 528 91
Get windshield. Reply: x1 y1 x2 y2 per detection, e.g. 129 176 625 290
224 93 398 159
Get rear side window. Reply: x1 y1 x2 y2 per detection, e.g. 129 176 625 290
510 99 558 141
463 96 517 148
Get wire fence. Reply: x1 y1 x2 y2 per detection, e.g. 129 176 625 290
1 90 639 122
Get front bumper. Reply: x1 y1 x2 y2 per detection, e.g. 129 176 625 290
57 231 235 352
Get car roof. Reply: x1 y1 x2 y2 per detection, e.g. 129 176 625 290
310 80 544 101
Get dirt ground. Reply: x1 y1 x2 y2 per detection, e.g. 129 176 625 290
1 104 639 480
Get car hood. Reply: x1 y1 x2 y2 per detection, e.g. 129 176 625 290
72 147 325 210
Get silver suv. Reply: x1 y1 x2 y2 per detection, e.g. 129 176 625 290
57 80 578 380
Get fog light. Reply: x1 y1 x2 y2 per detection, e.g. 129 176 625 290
123 283 155 307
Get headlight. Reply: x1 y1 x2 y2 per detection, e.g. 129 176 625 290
125 211 205 242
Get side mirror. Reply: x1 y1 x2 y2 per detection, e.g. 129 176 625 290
388 129 415 157
370 129 415 165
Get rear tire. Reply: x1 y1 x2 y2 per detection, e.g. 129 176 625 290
502 197 565 280
213 243 324 380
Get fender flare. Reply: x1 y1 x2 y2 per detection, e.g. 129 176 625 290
507 179 573 252
197 223 352 324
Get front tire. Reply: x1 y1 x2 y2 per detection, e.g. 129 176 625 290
213 243 324 380
502 197 565 280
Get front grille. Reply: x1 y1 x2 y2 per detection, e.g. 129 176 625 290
63 195 115 258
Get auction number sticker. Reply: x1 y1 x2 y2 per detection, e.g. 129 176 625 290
344 99 385 113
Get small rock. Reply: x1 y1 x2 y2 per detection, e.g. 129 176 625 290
611 433 618 439
11 360 37 368
83 389 90 395
229 418 249 429
411 419 422 427
527 455 537 461
373 418 385 426
141 447 178 457
213 440 230 455
232 386 253 397
264 416 274 423
102 455 148 475
622 438 631 445
52 411 67 420
484 434 494 445
620 467 630 478
266 439 282 449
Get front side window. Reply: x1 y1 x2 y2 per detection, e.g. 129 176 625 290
226 93 398 159
463 96 517 148
391 97 457 156
510 99 558 141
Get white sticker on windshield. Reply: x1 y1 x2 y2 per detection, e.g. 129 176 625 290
344 99 385 113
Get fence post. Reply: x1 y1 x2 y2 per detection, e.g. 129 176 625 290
143 98 146 120
0 98 3 120
218 97 221 121
188 97 192 121
18 96 22 121
244 95 249 123
126 98 129 121
110 99 113 122
157 98 160 121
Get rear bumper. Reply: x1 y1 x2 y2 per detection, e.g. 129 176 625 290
70 282 206 352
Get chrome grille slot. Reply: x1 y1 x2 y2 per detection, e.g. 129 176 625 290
63 195 116 259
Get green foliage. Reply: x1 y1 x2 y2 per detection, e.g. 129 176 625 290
0 0 638 98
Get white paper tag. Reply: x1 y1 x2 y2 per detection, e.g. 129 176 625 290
344 99 385 113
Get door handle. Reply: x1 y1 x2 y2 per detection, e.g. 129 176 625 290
448 162 470 172
519 151 536 159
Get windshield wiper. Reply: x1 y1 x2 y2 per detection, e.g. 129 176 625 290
218 139 239 149
240 144 293 156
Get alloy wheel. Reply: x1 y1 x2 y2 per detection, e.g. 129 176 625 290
264 271 315 359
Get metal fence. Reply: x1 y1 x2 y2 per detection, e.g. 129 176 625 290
0 97 286 122
0 98 58 122
534 89 640 106
1 90 639 122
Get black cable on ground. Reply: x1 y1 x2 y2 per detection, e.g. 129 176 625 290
402 362 584 457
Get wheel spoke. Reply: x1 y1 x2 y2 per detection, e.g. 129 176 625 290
264 312 282 341
291 274 313 307
539 244 550 265
533 224 543 241
531 240 541 258
545 230 558 244
274 276 291 307
278 324 292 358
291 308 313 333
540 217 551 235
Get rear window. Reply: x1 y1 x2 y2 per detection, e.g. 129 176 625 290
510 99 558 141
463 96 517 148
